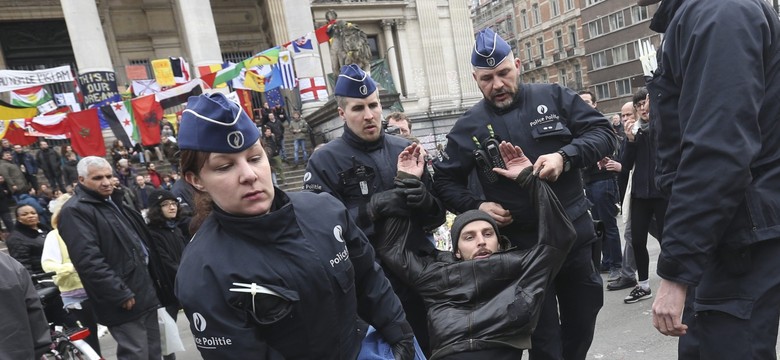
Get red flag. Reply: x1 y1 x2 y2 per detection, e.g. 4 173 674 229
66 109 105 157
4 122 37 146
235 89 254 118
131 95 163 146
315 22 334 44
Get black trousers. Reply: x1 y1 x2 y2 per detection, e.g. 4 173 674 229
70 299 102 356
630 197 668 282
528 214 604 360
678 239 780 359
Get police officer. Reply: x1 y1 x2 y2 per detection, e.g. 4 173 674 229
433 28 615 360
174 93 416 359
303 64 445 355
643 0 780 359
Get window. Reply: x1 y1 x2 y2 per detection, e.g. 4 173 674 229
222 51 253 63
574 63 583 89
521 10 528 30
555 30 564 52
608 11 625 31
585 0 603 6
632 6 649 22
532 4 541 25
525 42 533 61
537 36 545 59
542 72 549 83
550 0 560 17
506 19 515 34
615 78 632 96
591 51 607 69
568 24 578 47
587 20 604 38
530 76 536 83
559 68 567 87
613 44 629 63
595 83 610 100
565 0 575 11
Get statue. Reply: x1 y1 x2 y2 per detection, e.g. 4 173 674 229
326 10 373 77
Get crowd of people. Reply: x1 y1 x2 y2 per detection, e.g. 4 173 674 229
3 0 780 359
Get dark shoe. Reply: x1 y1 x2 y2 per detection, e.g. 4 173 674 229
624 286 653 304
607 276 637 291
607 268 621 282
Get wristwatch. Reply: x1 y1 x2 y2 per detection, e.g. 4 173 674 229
557 149 571 172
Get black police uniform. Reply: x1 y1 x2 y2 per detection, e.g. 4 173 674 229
648 0 780 358
434 82 615 360
304 125 445 354
175 190 411 359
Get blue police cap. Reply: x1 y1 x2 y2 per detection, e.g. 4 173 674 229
334 64 377 98
178 93 260 153
471 28 511 69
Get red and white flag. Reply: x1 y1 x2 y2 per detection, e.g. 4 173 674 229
299 77 328 102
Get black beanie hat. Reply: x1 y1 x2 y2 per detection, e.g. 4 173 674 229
149 189 177 209
451 210 500 254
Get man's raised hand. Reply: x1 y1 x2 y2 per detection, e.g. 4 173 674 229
492 141 533 181
397 143 425 178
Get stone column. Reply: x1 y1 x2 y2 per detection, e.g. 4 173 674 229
174 0 223 73
279 0 328 114
395 20 415 99
448 1 482 106
266 0 291 46
61 0 113 73
415 0 450 110
382 20 402 95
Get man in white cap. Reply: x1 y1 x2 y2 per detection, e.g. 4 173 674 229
434 28 616 360
303 64 445 355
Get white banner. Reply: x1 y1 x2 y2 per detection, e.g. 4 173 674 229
0 65 74 92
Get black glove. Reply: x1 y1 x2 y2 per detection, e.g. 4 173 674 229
398 178 435 210
367 188 411 221
390 337 415 360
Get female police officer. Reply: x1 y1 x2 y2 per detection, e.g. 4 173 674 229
173 92 415 359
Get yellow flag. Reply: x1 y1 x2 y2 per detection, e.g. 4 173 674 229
152 59 176 87
244 70 266 92
0 103 37 120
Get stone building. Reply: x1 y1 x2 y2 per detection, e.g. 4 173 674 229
0 0 482 152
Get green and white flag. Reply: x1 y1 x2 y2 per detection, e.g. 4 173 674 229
10 86 52 107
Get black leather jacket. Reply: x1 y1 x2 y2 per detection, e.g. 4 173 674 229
376 168 576 359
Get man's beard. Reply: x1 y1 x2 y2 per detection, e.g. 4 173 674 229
489 89 516 110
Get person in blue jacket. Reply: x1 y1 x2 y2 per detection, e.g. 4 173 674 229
433 28 615 360
641 0 780 359
174 92 416 359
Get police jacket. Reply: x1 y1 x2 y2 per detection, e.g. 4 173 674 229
434 83 615 249
147 221 186 307
376 168 576 359
175 190 412 359
619 130 663 199
6 222 50 274
58 185 160 326
304 125 445 238
648 0 780 286
0 252 50 360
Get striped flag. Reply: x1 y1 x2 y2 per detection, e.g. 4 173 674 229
10 86 52 107
101 100 139 147
279 51 297 89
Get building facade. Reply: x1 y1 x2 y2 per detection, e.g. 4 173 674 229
580 0 660 115
514 0 589 92
0 0 482 153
